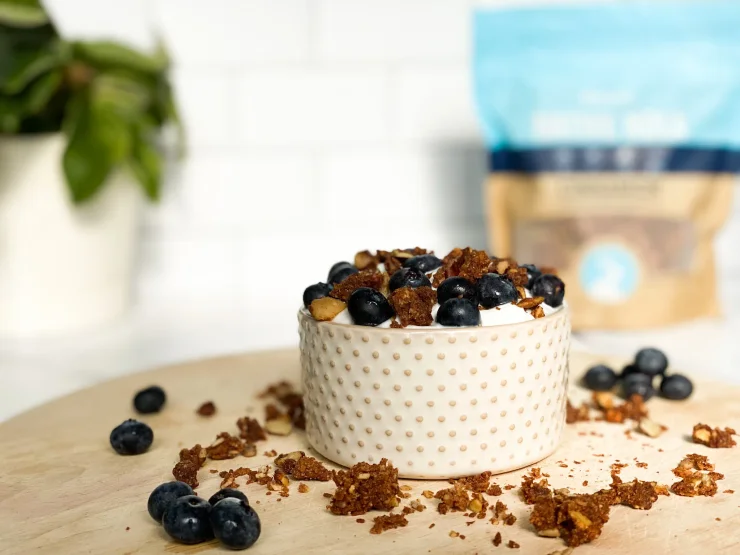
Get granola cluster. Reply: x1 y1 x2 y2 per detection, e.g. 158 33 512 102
670 454 724 497
692 424 737 448
328 458 402 516
305 247 560 328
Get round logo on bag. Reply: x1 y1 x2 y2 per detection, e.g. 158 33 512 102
579 243 640 304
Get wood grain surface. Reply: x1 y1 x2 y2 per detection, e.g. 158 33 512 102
0 349 738 554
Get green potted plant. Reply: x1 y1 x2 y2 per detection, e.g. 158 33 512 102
0 0 182 335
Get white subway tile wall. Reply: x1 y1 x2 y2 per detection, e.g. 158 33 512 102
48 0 740 350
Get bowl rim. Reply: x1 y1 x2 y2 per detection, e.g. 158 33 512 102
298 303 568 334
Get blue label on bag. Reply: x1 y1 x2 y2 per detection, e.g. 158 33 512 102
473 0 740 167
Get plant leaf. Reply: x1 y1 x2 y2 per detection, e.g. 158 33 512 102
128 122 161 201
62 90 132 203
0 39 67 94
71 40 167 76
0 0 49 27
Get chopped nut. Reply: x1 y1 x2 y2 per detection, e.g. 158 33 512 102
638 418 664 438
422 490 434 499
354 250 378 270
449 530 460 538
593 392 614 410
538 528 560 538
264 414 293 436
516 296 544 309
309 297 347 321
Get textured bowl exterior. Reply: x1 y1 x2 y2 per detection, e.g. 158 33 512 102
298 307 571 479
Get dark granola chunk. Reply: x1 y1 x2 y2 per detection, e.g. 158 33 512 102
196 401 216 416
692 424 737 448
493 532 502 546
521 468 551 505
609 474 667 510
432 247 492 286
434 482 470 515
237 417 267 442
490 500 516 525
204 432 248 460
388 286 436 327
454 471 493 493
329 270 385 302
670 454 722 497
329 458 401 516
173 444 206 488
370 514 408 535
274 451 331 481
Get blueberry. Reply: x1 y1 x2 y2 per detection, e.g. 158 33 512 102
634 348 668 377
623 373 655 401
388 268 432 291
531 274 565 307
660 374 693 401
209 488 249 507
437 277 477 305
620 364 641 380
303 282 333 308
162 495 214 545
583 364 617 391
436 298 481 327
347 287 394 326
403 254 442 273
328 262 358 284
521 264 542 289
210 498 261 550
133 385 166 414
110 419 153 455
476 274 518 309
148 481 194 522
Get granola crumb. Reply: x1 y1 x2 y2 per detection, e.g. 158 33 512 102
298 483 309 494
582 480 588 486
356 518 365 524
172 444 206 488
488 484 503 496
671 454 721 497
723 489 735 494
196 401 216 416
692 424 737 448
504 485 516 491
566 399 590 423
237 417 267 442
263 449 278 457
493 532 502 546
449 530 460 538
206 432 248 460
329 270 385 302
429 523 435 529
507 540 520 549
422 490 434 499
329 458 401 516
370 514 408 535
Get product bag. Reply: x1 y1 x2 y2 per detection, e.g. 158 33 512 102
473 1 740 329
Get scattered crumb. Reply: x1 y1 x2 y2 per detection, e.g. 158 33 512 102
449 530 460 538
196 401 216 416
125 526 130 531
298 483 309 494
723 489 734 494
429 523 435 529
582 481 588 487
206 432 249 460
356 518 365 524
370 514 408 535
493 531 502 546
692 424 737 448
237 417 267 442
507 540 520 549
172 444 206 488
566 399 590 423
263 449 278 457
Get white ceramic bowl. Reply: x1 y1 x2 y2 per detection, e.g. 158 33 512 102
298 307 571 479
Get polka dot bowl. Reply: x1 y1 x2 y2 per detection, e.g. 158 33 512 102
298 307 571 479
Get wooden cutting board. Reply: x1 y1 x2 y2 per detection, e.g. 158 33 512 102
0 350 739 555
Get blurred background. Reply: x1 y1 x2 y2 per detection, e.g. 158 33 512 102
1 0 739 421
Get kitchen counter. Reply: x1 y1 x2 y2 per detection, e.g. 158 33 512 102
2 296 739 422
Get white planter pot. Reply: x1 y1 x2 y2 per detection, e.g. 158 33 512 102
0 134 141 336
